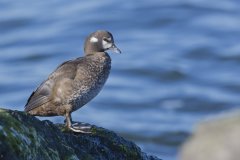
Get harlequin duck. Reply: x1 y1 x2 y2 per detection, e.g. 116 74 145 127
24 30 121 133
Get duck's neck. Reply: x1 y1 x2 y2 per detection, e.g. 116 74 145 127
85 51 108 57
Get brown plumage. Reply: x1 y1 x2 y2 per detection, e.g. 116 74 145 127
25 30 121 133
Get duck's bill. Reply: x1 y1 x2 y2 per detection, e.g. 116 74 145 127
109 44 121 54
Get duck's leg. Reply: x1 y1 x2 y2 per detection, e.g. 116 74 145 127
65 112 91 133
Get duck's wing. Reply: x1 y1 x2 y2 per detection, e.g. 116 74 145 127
24 58 84 112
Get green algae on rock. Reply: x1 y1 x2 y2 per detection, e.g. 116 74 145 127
0 108 161 160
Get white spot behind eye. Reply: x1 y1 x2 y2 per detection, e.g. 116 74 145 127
90 37 98 43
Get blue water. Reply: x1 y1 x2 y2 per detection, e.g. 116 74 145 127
1 1 240 159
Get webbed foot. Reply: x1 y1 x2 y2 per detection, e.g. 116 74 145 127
69 122 91 133
65 113 91 133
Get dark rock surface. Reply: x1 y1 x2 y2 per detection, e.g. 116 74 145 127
0 108 161 160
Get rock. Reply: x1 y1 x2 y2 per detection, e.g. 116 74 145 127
0 108 161 160
179 111 240 160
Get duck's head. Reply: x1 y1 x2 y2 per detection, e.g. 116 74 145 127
84 30 121 55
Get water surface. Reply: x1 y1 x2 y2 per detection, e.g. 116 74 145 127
1 1 240 159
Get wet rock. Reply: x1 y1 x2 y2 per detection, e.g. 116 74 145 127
0 108 161 160
179 111 240 160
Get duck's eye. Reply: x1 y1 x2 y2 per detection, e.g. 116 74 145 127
103 37 111 43
102 37 113 49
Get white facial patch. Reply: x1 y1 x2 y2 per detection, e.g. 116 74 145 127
102 39 112 49
90 36 98 43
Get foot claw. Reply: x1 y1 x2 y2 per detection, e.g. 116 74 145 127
68 123 91 133
72 125 91 130
69 126 91 133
